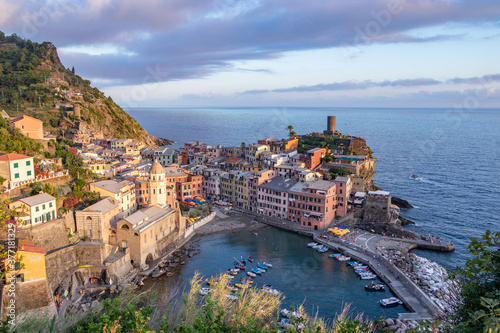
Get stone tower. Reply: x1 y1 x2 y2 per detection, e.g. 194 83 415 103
323 116 336 136
149 161 166 207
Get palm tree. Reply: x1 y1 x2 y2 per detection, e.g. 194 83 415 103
289 130 297 139
287 125 293 136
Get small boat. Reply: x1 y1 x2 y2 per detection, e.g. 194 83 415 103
251 268 263 275
379 297 403 307
225 294 237 300
225 275 235 280
411 174 421 180
307 242 318 248
317 246 328 253
353 265 368 269
206 280 218 286
365 283 385 291
234 263 245 270
360 274 377 280
338 256 351 261
347 261 360 265
263 287 279 295
257 264 268 270
333 253 342 257
354 267 369 271
247 256 254 262
253 232 258 236
263 262 272 268
328 254 336 258
199 287 210 296
235 283 249 289
246 271 256 278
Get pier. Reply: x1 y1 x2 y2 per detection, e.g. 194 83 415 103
232 208 447 320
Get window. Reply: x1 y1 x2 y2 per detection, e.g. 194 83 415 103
49 202 53 207
13 163 19 168
14 173 19 179
36 206 39 212
42 204 46 210
27 171 31 176
26 161 30 166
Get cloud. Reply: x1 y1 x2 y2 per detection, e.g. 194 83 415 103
447 74 500 85
242 77 443 94
1 0 500 86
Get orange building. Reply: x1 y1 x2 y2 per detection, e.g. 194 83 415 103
282 138 299 151
301 148 326 170
164 164 203 201
9 115 44 140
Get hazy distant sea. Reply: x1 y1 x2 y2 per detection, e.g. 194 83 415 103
125 106 500 269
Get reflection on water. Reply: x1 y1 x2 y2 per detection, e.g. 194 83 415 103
144 226 406 320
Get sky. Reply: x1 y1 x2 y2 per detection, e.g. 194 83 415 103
1 0 500 108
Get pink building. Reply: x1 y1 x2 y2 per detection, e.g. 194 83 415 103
335 176 352 217
257 177 296 219
202 168 224 200
250 170 277 211
287 180 337 230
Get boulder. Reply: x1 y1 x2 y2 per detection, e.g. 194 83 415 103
385 318 395 326
391 197 414 209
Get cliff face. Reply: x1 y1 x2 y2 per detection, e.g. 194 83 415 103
0 32 171 147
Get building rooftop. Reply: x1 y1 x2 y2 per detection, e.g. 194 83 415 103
90 180 127 194
125 205 173 232
83 197 119 214
18 193 56 206
0 153 33 162
260 176 297 192
10 114 43 124
335 176 350 183
307 148 325 153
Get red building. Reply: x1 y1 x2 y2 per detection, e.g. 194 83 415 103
287 180 337 230
176 174 203 201
301 148 326 170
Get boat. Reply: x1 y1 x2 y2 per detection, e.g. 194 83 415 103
251 268 262 275
225 294 237 300
199 287 210 296
347 261 360 265
234 263 245 270
235 283 249 289
328 254 336 258
411 174 421 180
263 262 273 268
360 274 377 280
365 283 385 291
246 271 256 278
317 245 328 253
379 297 403 307
333 253 342 257
240 278 254 285
307 242 318 248
247 256 254 262
257 263 268 270
263 287 280 295
338 256 351 261
225 275 235 280
227 268 239 275
354 267 369 271
353 265 368 269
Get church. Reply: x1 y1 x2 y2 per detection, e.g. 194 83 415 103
113 161 186 268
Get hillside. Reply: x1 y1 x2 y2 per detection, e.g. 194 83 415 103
0 32 171 147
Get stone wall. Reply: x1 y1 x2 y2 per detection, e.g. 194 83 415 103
363 194 391 223
0 280 56 322
1 212 78 253
0 175 70 200
45 246 79 293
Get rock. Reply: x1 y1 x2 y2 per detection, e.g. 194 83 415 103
391 197 414 209
400 323 407 331
385 318 395 326
388 325 398 332
91 300 99 308
395 319 403 327
395 328 402 333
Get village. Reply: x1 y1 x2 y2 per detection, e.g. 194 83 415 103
0 114 421 321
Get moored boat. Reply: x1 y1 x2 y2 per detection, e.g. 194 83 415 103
257 263 268 270
235 283 249 289
365 283 385 291
199 287 210 296
251 268 262 275
246 271 256 278
263 262 272 268
247 256 254 262
379 297 403 307
307 242 318 248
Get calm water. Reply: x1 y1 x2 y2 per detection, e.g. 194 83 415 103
146 227 404 320
125 106 500 270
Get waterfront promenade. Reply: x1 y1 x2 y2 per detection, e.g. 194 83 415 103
232 208 445 321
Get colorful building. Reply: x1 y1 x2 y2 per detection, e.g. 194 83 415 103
89 180 137 218
301 148 327 170
9 115 44 140
0 153 35 185
257 177 296 219
287 180 337 230
334 176 352 217
10 193 57 226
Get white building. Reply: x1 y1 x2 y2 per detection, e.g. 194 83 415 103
11 193 57 226
0 153 35 186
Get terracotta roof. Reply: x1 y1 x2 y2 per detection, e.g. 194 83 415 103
227 157 242 163
10 114 43 123
15 239 46 254
0 153 33 161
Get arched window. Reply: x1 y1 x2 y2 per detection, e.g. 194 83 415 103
121 224 130 230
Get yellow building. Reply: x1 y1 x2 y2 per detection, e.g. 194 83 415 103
4 240 46 283
84 161 112 175
88 180 137 218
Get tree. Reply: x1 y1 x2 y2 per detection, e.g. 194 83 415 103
289 130 297 139
453 230 500 332
287 125 294 136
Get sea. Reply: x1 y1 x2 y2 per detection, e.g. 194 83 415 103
125 106 500 318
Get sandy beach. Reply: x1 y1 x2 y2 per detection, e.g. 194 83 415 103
194 209 268 236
